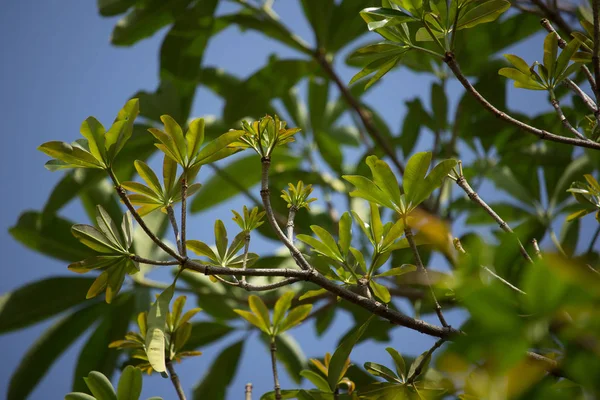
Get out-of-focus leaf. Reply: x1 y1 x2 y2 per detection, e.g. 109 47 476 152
110 0 194 46
84 371 117 400
72 293 135 392
328 317 372 390
182 322 234 350
7 302 105 400
193 340 244 400
116 365 142 400
0 277 96 333
10 211 95 261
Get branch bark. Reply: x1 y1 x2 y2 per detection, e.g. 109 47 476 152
444 52 600 150
166 359 186 400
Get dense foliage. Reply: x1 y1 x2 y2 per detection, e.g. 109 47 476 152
3 0 600 399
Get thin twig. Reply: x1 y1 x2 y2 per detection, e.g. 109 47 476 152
531 0 573 34
444 52 600 150
406 338 445 384
109 170 182 261
532 239 542 259
563 79 598 112
241 232 251 285
313 50 405 175
286 207 297 242
166 359 186 400
550 98 589 140
180 178 188 257
405 226 449 328
454 238 526 294
131 255 181 266
245 383 253 400
167 206 182 254
593 0 600 102
450 164 534 264
270 339 282 400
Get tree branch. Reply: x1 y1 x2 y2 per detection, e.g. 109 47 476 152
108 170 182 261
449 164 534 264
180 178 188 257
593 0 600 101
270 339 282 400
166 359 186 400
404 226 449 328
550 98 589 140
167 206 183 254
444 52 600 150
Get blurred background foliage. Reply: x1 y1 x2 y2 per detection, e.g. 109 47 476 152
2 0 600 399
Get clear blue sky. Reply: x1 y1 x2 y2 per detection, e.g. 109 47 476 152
0 1 596 399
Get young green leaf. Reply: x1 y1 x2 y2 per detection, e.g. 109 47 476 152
145 284 175 376
328 317 372 390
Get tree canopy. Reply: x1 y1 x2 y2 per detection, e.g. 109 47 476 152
3 0 600 399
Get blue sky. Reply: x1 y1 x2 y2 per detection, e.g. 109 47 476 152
0 1 597 399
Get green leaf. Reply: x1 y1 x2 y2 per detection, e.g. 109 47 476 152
375 264 416 277
279 304 312 333
386 347 406 380
193 340 244 400
72 224 122 254
311 225 343 260
404 152 432 205
38 141 104 169
186 118 205 161
145 284 175 375
234 309 270 334
410 158 457 207
183 321 234 350
343 176 395 210
117 366 142 400
0 277 95 333
498 68 545 90
96 205 125 250
249 295 272 334
366 156 401 208
301 370 331 392
134 160 163 195
106 98 140 159
273 291 295 332
161 115 187 165
186 240 218 262
80 117 107 164
407 350 433 381
457 0 510 30
328 317 372 390
194 130 243 166
543 32 558 78
555 39 581 80
364 362 400 383
369 280 391 303
349 55 403 89
65 393 97 400
504 54 531 75
8 303 104 400
84 371 117 400
338 212 352 257
214 220 228 259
